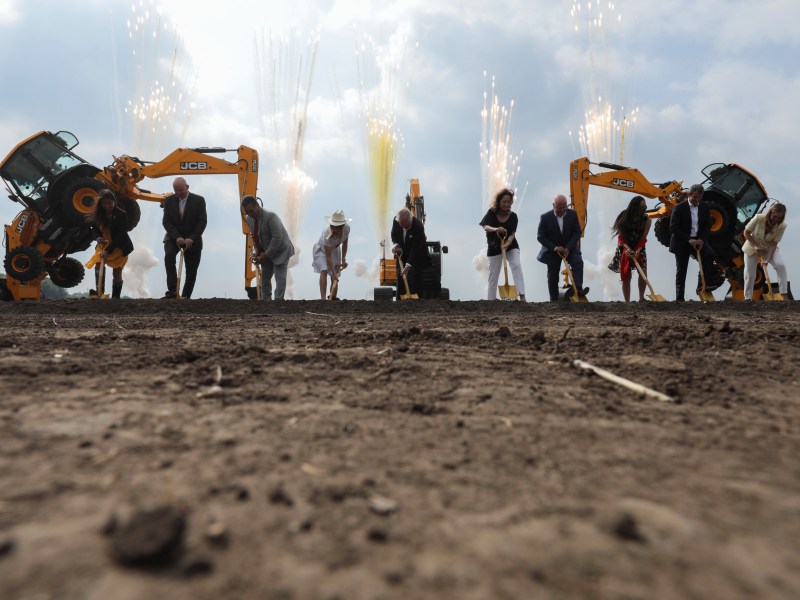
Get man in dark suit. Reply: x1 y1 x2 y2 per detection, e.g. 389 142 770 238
537 194 587 302
391 207 429 298
669 183 715 301
162 177 207 298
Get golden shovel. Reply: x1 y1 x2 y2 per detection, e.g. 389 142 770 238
562 255 588 303
497 233 518 300
93 242 109 299
94 256 109 299
760 258 784 301
175 247 185 299
255 263 262 302
695 247 715 302
629 252 665 302
397 254 419 300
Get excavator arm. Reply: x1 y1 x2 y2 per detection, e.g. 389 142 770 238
569 157 685 236
96 146 260 291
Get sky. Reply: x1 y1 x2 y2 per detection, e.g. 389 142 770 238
1 0 798 301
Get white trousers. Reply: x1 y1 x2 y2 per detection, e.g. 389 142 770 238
488 248 525 299
743 248 788 299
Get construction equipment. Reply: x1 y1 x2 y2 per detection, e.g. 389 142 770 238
629 253 666 302
374 179 449 301
1 130 260 301
396 254 419 300
562 255 588 303
695 247 715 302
569 157 782 300
497 232 517 299
760 258 784 301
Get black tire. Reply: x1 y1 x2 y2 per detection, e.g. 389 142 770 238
374 287 394 302
4 245 46 282
654 216 671 247
704 196 736 243
439 287 450 300
57 177 105 226
119 196 141 231
47 257 85 288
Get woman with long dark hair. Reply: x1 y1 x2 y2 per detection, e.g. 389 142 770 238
85 189 134 298
609 195 651 301
480 188 525 301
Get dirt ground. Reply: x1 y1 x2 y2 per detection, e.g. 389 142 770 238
1 298 799 600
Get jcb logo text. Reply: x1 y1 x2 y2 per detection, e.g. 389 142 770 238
612 178 634 188
180 162 208 170
14 213 29 234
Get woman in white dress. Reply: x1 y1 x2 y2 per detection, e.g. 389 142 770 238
312 209 351 299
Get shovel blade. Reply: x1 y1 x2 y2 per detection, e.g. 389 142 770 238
699 290 715 302
498 284 517 299
400 293 419 300
763 291 784 301
648 293 667 302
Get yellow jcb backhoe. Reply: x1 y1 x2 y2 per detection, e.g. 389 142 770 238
568 156 783 300
1 130 261 301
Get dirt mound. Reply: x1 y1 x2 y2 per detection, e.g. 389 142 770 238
1 300 799 599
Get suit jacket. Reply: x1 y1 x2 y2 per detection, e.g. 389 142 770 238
391 216 428 269
537 209 582 262
669 200 710 254
162 192 207 250
246 209 295 265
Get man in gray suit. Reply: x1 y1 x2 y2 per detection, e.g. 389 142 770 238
242 195 295 300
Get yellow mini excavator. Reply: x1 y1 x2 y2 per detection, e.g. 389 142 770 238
374 179 449 301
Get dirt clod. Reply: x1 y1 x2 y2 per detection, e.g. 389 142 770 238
109 505 186 568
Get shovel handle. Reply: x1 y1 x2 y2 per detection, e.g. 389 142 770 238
695 247 708 291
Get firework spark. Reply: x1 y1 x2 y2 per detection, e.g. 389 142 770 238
480 73 526 210
569 1 637 164
356 33 412 240
253 28 319 246
122 0 196 157
110 1 198 298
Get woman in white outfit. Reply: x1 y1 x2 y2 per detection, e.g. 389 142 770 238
742 203 788 300
312 209 351 299
480 188 526 301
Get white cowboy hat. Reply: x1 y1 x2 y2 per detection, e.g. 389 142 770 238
325 209 351 226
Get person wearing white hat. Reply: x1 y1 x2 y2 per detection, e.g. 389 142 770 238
312 209 352 299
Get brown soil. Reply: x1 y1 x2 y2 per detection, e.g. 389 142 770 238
1 299 799 599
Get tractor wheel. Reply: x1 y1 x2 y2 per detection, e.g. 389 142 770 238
654 217 671 247
705 197 736 243
58 177 105 226
47 257 85 288
4 245 46 282
439 287 450 300
119 196 141 231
